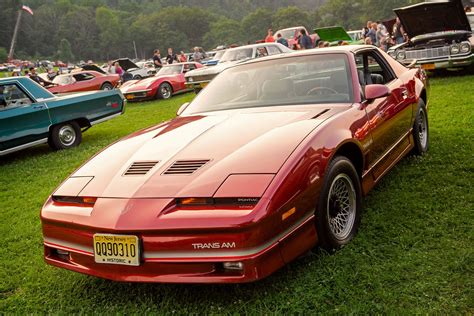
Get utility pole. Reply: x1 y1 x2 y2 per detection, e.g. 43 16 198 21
8 10 22 61
133 41 138 60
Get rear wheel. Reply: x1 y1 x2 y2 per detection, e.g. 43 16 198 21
157 82 172 99
100 82 113 90
411 99 429 155
316 156 362 251
48 121 82 150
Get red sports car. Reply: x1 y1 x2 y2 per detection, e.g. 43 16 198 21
41 46 429 283
46 70 120 94
120 62 203 101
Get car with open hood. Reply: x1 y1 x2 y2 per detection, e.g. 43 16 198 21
314 26 362 46
388 0 473 71
109 58 157 80
41 45 430 283
120 62 203 101
185 43 292 93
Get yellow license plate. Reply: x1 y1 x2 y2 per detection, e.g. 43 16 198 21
126 94 134 100
199 82 208 88
93 234 140 266
421 63 435 70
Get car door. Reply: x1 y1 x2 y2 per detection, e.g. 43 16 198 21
357 50 413 179
0 82 51 152
72 73 97 91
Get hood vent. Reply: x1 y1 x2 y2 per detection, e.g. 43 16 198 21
123 161 159 176
163 159 210 175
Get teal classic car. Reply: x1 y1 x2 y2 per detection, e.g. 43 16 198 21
0 77 125 156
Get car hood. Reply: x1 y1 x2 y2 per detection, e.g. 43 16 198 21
394 0 471 39
120 75 172 92
314 26 352 42
113 58 139 71
61 105 348 199
185 62 235 78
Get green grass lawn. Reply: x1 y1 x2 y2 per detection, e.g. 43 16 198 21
1 76 473 314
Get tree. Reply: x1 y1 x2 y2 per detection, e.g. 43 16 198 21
57 38 74 61
241 8 273 43
0 47 8 62
96 6 123 59
272 6 310 31
203 17 243 49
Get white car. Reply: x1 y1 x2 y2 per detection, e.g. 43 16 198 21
107 58 156 79
185 42 292 93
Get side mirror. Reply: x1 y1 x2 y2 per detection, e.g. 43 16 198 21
365 84 391 101
176 102 189 116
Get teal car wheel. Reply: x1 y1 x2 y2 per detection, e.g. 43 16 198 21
49 121 82 150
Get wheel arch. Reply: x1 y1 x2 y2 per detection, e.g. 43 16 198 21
100 81 113 89
49 118 90 134
329 141 365 179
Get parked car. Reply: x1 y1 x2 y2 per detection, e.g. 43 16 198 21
0 77 125 156
274 26 319 49
40 45 429 283
388 0 473 71
109 58 156 80
120 62 203 101
45 70 120 94
185 42 292 93
348 30 364 43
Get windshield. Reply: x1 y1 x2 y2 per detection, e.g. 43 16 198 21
52 75 75 85
219 48 253 63
213 50 226 60
278 29 298 39
184 54 353 115
157 65 182 76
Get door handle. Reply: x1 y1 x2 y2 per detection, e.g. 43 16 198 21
33 104 46 110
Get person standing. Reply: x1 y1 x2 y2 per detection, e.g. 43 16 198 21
298 29 313 50
367 23 377 46
192 47 203 63
178 51 187 63
166 48 177 64
393 18 404 44
276 33 289 47
265 29 275 43
153 49 162 68
114 62 123 77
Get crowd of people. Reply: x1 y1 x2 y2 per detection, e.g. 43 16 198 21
361 18 406 51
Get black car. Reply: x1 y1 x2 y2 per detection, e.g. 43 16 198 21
388 0 473 71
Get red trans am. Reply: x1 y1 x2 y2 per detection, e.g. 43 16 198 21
41 46 429 283
120 62 203 101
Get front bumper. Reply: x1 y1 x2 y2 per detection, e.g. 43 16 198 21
42 208 317 283
123 89 154 102
185 80 210 90
400 53 474 70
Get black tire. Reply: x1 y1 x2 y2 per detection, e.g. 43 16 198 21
411 99 429 155
157 82 172 99
48 121 82 150
133 75 142 80
316 156 362 251
100 82 114 90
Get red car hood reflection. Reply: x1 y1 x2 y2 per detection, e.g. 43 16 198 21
66 105 347 199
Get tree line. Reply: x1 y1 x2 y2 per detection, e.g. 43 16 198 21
0 0 431 62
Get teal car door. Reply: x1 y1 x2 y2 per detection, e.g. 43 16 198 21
0 82 51 152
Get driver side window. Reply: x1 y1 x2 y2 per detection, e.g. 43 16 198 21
0 83 33 111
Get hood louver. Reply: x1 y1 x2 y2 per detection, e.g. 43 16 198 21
163 160 210 175
123 161 159 176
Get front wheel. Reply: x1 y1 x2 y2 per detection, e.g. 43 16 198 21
157 82 172 99
316 156 362 251
411 99 429 155
48 121 82 150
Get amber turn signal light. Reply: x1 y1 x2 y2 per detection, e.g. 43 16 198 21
52 196 97 206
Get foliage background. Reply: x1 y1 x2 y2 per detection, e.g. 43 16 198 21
0 0 470 61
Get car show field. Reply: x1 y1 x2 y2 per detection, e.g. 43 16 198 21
0 74 472 313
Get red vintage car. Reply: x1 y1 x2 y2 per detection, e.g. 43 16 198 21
120 62 203 101
41 46 429 283
46 70 120 94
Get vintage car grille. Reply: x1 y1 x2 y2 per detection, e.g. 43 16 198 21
187 75 214 83
123 161 159 176
163 160 210 175
406 46 450 60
